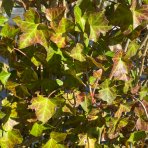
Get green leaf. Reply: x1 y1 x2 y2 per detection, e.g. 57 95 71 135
125 40 139 58
0 24 20 39
0 15 8 26
0 111 6 119
30 123 47 137
50 132 67 142
70 43 86 62
0 70 11 86
56 79 63 86
80 97 91 113
98 79 116 104
43 138 65 148
74 6 86 32
0 129 23 148
139 86 148 100
88 11 111 41
13 9 49 50
29 95 56 123
128 131 146 144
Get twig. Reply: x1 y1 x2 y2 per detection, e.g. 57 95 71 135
138 32 148 51
92 78 100 95
124 39 130 52
137 99 148 119
48 89 58 98
139 40 148 77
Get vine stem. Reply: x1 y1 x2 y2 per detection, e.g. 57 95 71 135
124 39 130 52
139 40 148 77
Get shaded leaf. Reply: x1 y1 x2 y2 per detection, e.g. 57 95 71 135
29 95 56 123
2 0 13 16
128 131 146 144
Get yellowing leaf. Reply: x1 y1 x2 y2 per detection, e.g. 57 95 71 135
131 5 148 28
110 51 129 81
29 95 56 123
13 9 49 49
0 130 23 148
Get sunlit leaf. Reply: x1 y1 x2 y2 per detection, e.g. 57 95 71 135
43 138 65 148
29 95 56 123
2 118 19 131
0 70 11 86
74 6 86 32
110 51 129 81
0 129 23 148
88 11 111 41
70 43 86 62
0 15 8 26
131 5 148 28
50 132 67 142
98 79 116 104
30 122 47 137
13 9 49 49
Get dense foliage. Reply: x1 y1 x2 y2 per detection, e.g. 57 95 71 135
0 0 148 147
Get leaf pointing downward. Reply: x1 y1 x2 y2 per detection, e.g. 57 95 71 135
29 95 56 123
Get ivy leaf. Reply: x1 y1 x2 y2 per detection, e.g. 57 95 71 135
110 51 129 81
0 15 8 26
74 6 86 32
29 95 56 123
0 70 11 86
50 132 67 142
131 5 148 28
98 79 116 104
2 118 19 131
0 129 23 148
13 9 49 50
125 40 139 58
0 24 20 39
43 138 65 148
30 122 47 137
139 86 148 100
88 11 111 41
70 43 86 62
128 131 146 144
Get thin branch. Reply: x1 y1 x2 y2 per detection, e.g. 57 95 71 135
124 39 130 52
139 40 148 77
92 78 100 95
138 32 148 51
48 89 58 98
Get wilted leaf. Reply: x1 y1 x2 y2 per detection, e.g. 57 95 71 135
70 43 86 62
98 79 116 104
29 95 57 123
93 69 103 79
30 122 47 137
88 11 111 41
13 9 49 49
0 70 11 86
0 129 23 148
110 51 129 81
